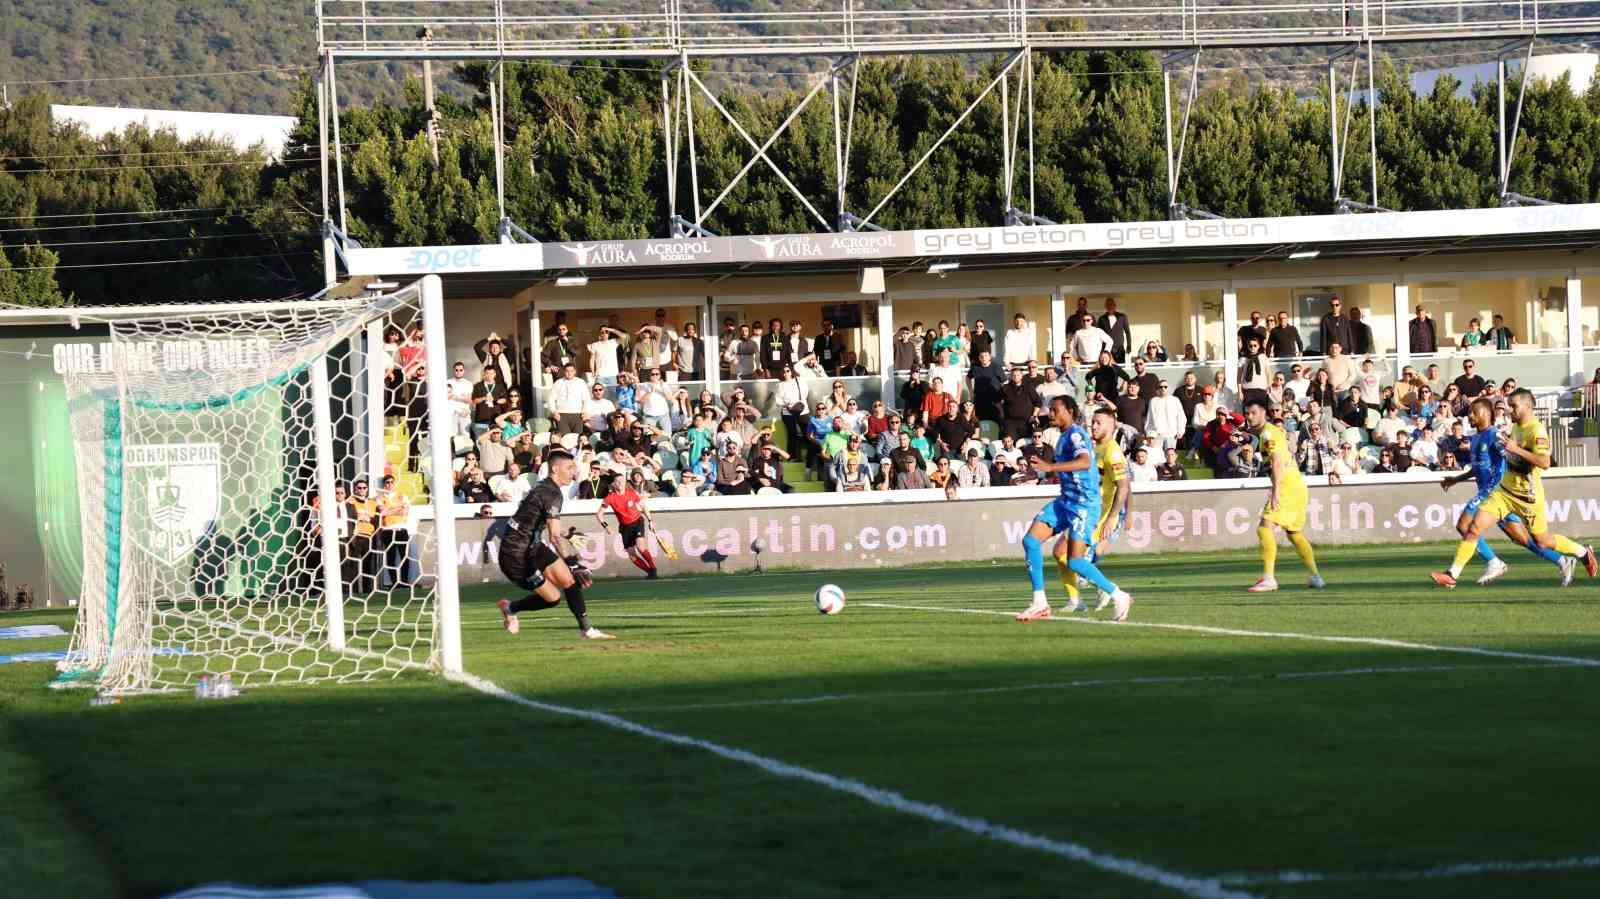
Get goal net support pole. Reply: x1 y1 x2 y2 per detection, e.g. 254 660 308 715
420 275 462 673
308 352 348 653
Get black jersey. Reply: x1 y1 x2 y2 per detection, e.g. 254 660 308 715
507 479 563 546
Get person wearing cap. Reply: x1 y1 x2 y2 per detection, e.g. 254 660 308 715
889 452 930 490
956 447 992 488
837 449 874 492
1145 379 1186 452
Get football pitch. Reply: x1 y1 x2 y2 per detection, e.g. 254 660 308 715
5 542 1600 899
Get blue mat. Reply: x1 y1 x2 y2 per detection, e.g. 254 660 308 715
0 651 67 665
0 625 67 639
165 880 621 899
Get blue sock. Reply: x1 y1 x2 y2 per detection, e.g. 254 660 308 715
1525 540 1564 566
1476 538 1497 563
1022 534 1046 592
1069 555 1117 595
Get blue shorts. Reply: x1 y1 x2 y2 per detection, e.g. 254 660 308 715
1465 490 1523 525
1036 497 1101 545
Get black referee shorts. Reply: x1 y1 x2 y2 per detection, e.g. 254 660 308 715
619 519 647 549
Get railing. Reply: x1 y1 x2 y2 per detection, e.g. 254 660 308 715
318 0 1600 58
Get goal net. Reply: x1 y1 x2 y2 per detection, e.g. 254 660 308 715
53 276 461 694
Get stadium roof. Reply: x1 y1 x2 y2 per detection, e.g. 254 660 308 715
340 204 1600 300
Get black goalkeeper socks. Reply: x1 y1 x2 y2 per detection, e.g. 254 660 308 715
565 585 590 631
508 594 557 615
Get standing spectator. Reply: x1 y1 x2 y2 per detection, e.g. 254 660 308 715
762 318 788 376
725 324 759 378
1237 336 1269 402
540 322 578 381
637 368 673 433
1156 446 1188 481
1284 364 1311 409
649 308 679 372
582 383 616 436
893 326 921 372
1175 371 1204 441
674 322 705 381
446 360 474 435
1268 310 1304 358
1086 351 1130 403
1071 313 1114 365
470 365 507 438
969 349 1006 422
1065 297 1091 335
1356 358 1387 405
970 319 995 360
1003 313 1037 368
998 367 1040 439
1098 298 1132 362
1115 381 1148 441
1211 369 1238 413
1487 314 1515 351
1145 381 1186 452
948 323 973 368
1267 372 1289 410
1035 365 1070 410
837 350 868 377
1423 363 1446 397
1409 305 1437 354
345 478 380 595
376 474 413 587
1347 307 1374 355
630 325 665 376
900 368 930 423
813 320 845 374
1324 342 1356 392
1237 311 1268 353
783 320 812 371
1453 359 1487 398
588 325 626 385
1297 423 1334 476
1318 296 1353 355
1307 368 1337 411
775 366 807 454
1131 357 1161 399
548 363 587 437
1458 317 1488 349
474 332 516 390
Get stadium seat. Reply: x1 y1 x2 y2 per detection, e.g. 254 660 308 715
979 420 999 440
532 431 551 448
532 418 552 434
560 432 579 450
452 434 473 456
757 486 783 496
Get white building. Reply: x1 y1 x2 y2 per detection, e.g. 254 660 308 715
49 104 297 158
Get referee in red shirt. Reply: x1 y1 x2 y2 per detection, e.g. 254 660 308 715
596 474 660 578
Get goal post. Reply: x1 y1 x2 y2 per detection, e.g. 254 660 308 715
52 274 462 694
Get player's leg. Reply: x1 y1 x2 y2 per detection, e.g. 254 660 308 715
543 556 612 638
1435 503 1497 587
1066 536 1132 622
624 524 659 578
1286 530 1322 586
1499 516 1562 567
1051 536 1082 612
1521 500 1595 582
1251 518 1280 592
1016 514 1058 621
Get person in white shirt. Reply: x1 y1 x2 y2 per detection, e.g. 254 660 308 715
1144 380 1187 452
1034 366 1069 412
636 366 674 432
1411 426 1441 468
1356 357 1387 405
930 349 965 402
956 448 992 487
1192 387 1222 431
793 352 826 380
446 360 475 435
1128 445 1159 483
548 363 588 436
1003 313 1036 368
1285 363 1312 409
1070 312 1113 365
588 327 624 385
1210 370 1238 413
582 383 616 434
1332 442 1365 478
1373 405 1408 446
491 462 534 504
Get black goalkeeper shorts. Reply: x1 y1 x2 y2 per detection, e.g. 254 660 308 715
500 538 560 590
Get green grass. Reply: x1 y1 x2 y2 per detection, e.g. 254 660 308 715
5 542 1600 898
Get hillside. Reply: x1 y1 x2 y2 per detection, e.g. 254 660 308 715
5 0 1597 116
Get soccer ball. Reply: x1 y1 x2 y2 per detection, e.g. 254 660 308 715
814 583 846 615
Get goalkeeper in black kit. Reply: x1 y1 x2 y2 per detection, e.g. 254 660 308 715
496 450 615 640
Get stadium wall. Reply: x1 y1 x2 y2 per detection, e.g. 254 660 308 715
421 471 1600 582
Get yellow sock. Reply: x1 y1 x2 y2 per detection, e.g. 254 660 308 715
1449 539 1479 577
1287 532 1318 575
1257 526 1278 579
1056 556 1080 603
1552 535 1586 558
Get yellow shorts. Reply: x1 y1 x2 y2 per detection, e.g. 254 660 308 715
1262 478 1309 533
1092 509 1116 546
1478 487 1548 535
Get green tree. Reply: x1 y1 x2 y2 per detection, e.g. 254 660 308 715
0 243 70 307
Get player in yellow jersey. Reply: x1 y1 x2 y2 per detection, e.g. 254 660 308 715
1431 389 1597 588
1244 396 1324 592
1053 406 1131 612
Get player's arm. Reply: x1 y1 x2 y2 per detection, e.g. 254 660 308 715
1033 450 1091 475
1114 467 1132 522
547 514 579 558
594 501 610 533
1440 467 1475 490
1502 430 1552 470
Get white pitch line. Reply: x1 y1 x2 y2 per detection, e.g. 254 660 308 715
448 670 1260 899
608 662 1577 713
1215 855 1600 885
600 606 785 619
858 602 1600 668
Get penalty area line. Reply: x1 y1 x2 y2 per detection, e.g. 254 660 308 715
1215 854 1600 885
858 603 1600 668
448 670 1260 899
607 662 1575 714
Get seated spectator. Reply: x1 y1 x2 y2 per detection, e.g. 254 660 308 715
805 402 834 477
1438 420 1469 463
930 404 975 460
1487 314 1515 351
1128 446 1159 483
820 417 853 486
491 462 533 504
1458 317 1488 349
1373 405 1408 446
1008 457 1039 486
614 421 654 457
901 368 930 421
1453 361 1487 399
930 457 955 489
1390 430 1414 471
1439 450 1460 472
477 426 514 476
1222 432 1260 479
793 352 827 379
1201 407 1243 472
583 383 616 435
614 371 638 414
718 460 754 496
1285 364 1311 409
956 448 991 487
496 408 528 443
1371 447 1400 475
865 400 893 442
1411 426 1441 469
1156 447 1187 481
750 442 791 493
891 454 930 490
1337 386 1368 431
627 466 660 499
837 350 868 377
1297 423 1333 476
1140 340 1169 363
910 424 934 462
456 463 495 504
1332 442 1365 478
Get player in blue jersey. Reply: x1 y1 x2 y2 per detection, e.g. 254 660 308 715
1436 397 1567 586
1016 395 1133 622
